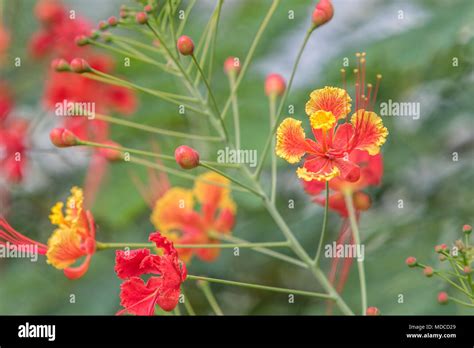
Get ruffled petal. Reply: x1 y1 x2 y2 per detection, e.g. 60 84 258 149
296 156 340 182
115 248 152 279
305 87 351 120
118 277 161 316
193 171 236 223
276 118 312 164
350 110 388 155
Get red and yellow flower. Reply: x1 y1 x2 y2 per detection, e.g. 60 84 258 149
150 171 236 262
276 86 388 182
0 186 96 279
115 232 187 315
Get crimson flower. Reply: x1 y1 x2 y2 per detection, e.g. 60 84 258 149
115 232 187 315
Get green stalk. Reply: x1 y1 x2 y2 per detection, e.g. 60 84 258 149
197 280 224 315
254 28 313 178
181 289 196 316
313 181 330 266
96 241 289 250
344 190 367 315
269 94 277 203
94 113 222 142
221 0 280 120
188 275 335 300
228 73 241 150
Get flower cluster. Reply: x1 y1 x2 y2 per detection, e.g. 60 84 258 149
406 225 473 307
151 171 236 262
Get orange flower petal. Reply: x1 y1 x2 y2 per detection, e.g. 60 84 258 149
276 118 310 164
351 110 388 155
193 171 236 215
46 227 85 269
305 87 351 120
150 187 195 232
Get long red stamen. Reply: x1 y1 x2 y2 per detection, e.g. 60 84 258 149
0 218 48 254
371 74 382 111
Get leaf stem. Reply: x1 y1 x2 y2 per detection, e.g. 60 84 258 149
313 181 330 266
188 275 335 300
197 280 224 315
344 190 367 315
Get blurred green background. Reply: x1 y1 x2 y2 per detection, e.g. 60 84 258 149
0 0 473 315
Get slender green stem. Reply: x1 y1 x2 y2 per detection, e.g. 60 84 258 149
197 280 224 315
210 232 307 268
254 28 313 178
191 54 229 141
269 94 277 203
167 0 179 57
96 241 289 250
79 139 175 161
207 0 223 82
344 190 367 315
229 73 241 150
449 296 474 308
313 181 330 266
95 113 222 142
176 0 196 36
181 289 196 316
188 275 335 300
128 157 250 193
199 162 265 198
221 0 280 120
435 272 474 298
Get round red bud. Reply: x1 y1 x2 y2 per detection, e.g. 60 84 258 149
177 35 194 56
312 0 334 28
437 291 448 304
120 10 128 19
175 145 200 169
353 192 371 211
265 73 286 97
136 12 148 25
75 35 89 47
49 128 78 147
405 256 417 267
51 58 70 72
423 266 434 277
70 58 91 73
365 307 380 316
434 244 447 253
464 266 471 274
463 224 472 234
224 56 241 75
108 16 118 27
98 20 108 31
144 5 153 13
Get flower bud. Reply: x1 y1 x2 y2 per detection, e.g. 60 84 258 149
51 58 70 72
70 58 91 73
437 291 448 304
177 35 194 56
463 266 471 274
365 306 380 316
434 243 447 253
463 224 472 234
108 16 118 27
312 0 334 28
224 56 241 76
97 140 123 161
49 128 79 147
175 145 200 169
353 191 371 211
144 5 153 13
75 35 89 47
120 10 128 19
423 266 434 277
98 20 108 31
136 12 148 25
439 254 447 262
89 29 100 40
405 256 417 267
265 73 286 97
